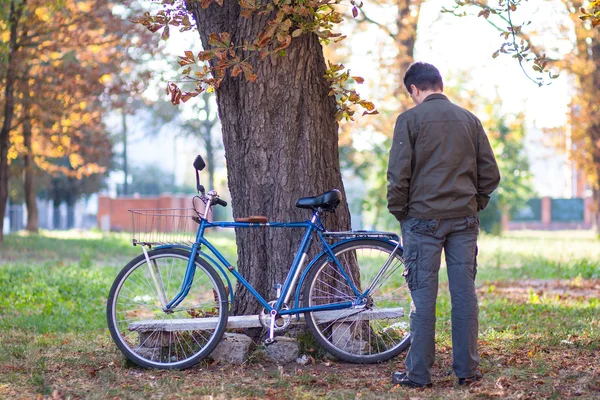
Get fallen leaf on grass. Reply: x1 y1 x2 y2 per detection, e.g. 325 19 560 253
87 361 114 377
496 376 510 390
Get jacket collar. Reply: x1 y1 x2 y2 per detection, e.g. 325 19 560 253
423 93 449 103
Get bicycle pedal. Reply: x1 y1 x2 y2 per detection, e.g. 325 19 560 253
264 338 277 346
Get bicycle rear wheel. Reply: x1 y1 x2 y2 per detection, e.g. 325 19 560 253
303 239 410 363
107 248 228 369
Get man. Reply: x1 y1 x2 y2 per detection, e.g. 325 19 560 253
387 62 500 388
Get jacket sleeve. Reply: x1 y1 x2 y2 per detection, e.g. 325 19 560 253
387 115 413 222
475 120 501 211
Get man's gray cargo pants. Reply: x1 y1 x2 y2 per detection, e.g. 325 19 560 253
400 214 480 385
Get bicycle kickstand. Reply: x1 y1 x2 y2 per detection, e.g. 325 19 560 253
264 309 278 346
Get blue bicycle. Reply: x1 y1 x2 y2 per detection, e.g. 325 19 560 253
107 155 410 369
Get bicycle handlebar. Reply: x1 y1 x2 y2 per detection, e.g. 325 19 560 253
213 198 228 207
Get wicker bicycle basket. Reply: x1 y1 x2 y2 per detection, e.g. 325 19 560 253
129 208 200 246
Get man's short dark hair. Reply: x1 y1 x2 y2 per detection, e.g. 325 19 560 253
403 62 443 94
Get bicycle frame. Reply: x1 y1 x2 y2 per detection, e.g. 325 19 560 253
161 212 365 316
152 217 398 321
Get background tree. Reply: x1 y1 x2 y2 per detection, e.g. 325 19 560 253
125 163 195 196
565 0 600 231
448 0 600 231
0 0 154 238
480 110 534 234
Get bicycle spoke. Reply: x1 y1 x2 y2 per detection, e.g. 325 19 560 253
108 250 228 369
305 241 411 362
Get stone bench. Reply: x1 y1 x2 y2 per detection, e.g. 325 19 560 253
129 308 406 364
128 307 405 332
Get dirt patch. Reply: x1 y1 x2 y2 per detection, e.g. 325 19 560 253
478 279 600 302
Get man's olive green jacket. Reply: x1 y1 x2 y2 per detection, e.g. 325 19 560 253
387 93 501 221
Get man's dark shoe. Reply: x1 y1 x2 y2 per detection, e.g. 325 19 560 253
457 371 483 386
392 372 432 388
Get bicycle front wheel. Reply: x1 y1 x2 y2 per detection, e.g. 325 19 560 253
107 248 228 369
303 239 410 363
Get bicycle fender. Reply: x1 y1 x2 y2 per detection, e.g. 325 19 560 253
154 244 235 304
292 237 400 314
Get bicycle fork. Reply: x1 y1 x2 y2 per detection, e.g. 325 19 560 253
142 246 169 310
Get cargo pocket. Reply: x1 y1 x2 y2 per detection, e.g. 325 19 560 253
473 245 479 281
411 218 439 235
466 214 480 230
402 249 418 291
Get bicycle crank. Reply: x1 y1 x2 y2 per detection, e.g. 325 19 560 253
259 300 292 342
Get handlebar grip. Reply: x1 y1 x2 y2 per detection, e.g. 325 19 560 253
214 198 228 207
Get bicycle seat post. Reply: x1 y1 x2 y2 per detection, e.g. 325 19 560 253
274 283 282 299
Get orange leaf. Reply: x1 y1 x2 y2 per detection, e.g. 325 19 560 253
182 91 202 102
197 50 213 61
231 64 243 77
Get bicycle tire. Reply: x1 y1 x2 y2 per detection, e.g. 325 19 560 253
303 239 411 363
107 248 228 369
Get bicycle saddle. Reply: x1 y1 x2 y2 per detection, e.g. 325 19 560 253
295 189 342 211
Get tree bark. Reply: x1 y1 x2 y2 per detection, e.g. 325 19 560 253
22 84 39 233
188 3 351 315
0 0 25 242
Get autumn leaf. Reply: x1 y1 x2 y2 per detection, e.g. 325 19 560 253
231 64 243 77
208 32 231 48
161 25 170 40
362 110 379 116
182 91 202 102
239 62 257 82
197 50 214 61
178 50 196 66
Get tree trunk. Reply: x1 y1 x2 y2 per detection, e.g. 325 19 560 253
189 4 351 315
53 202 61 229
394 0 422 105
0 0 24 242
23 81 39 233
593 187 600 234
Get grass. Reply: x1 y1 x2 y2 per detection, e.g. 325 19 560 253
0 229 599 398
